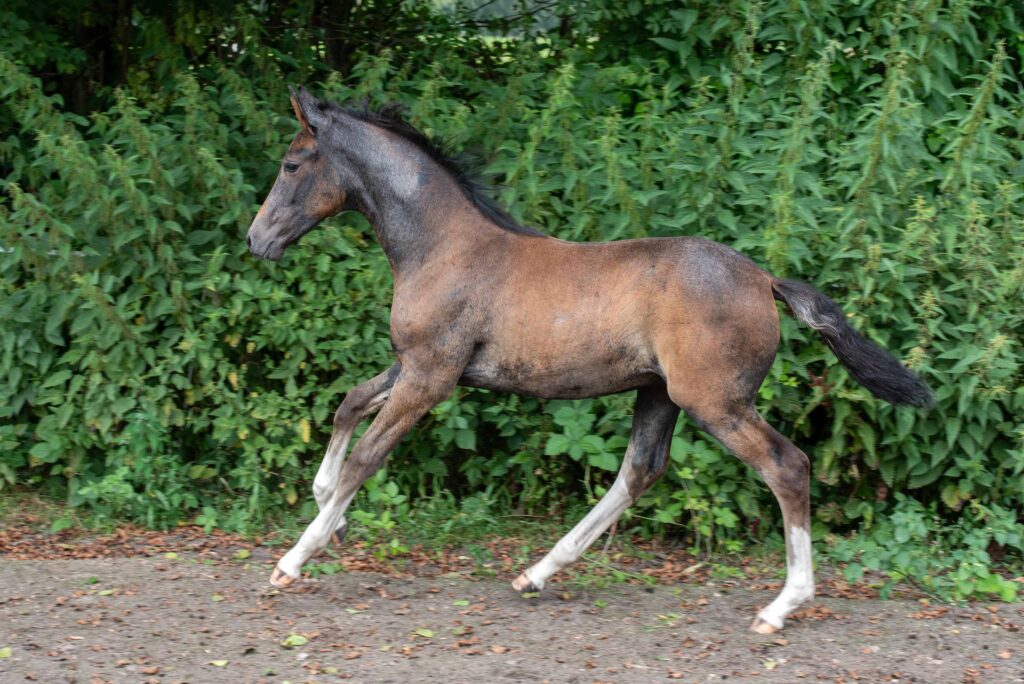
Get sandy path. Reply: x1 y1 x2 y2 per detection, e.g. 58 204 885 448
1 557 1021 683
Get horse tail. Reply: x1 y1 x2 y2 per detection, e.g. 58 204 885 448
770 278 933 407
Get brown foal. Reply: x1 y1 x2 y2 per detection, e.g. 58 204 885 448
246 87 931 633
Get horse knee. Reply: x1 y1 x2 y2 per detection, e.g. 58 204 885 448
312 479 330 503
333 397 359 432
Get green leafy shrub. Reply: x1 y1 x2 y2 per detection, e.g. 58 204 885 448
829 495 1021 602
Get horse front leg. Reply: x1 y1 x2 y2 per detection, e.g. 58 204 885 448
271 367 456 587
312 365 400 544
513 386 679 592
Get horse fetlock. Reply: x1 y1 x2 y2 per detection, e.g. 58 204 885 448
755 577 814 631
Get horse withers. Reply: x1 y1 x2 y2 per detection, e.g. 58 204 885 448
246 86 932 633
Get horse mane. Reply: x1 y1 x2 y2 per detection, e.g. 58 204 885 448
317 99 544 237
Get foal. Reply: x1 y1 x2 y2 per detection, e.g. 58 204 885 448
246 87 931 633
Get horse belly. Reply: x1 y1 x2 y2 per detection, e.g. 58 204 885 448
459 339 657 399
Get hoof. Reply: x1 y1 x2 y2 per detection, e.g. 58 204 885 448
332 521 349 546
511 573 539 593
750 616 781 634
270 566 297 589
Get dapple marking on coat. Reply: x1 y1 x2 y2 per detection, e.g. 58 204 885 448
245 86 932 634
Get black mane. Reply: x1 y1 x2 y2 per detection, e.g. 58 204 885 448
318 99 544 237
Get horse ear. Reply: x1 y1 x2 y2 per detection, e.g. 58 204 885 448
288 85 317 136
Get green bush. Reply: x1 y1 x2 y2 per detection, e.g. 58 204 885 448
1 1 1022 598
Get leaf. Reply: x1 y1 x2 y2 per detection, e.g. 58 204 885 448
452 599 470 607
414 628 434 638
650 37 682 52
209 660 229 667
97 589 116 596
186 230 221 246
0 647 10 658
281 634 308 648
940 484 964 510
454 428 476 451
587 450 619 472
843 563 864 583
211 594 225 602
41 370 72 388
233 549 251 560
544 434 571 456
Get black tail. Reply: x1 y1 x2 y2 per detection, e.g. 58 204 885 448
771 279 933 407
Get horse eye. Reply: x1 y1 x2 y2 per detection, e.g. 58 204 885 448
283 162 300 173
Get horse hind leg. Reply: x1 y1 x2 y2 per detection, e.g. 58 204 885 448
512 385 679 592
688 404 814 633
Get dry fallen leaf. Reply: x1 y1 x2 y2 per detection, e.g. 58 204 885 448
490 645 510 654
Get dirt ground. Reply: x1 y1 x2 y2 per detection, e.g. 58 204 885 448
1 551 1022 684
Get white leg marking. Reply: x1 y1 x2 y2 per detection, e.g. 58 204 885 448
276 489 358 580
520 468 635 590
757 526 815 629
311 391 388 509
279 391 390 581
312 431 352 508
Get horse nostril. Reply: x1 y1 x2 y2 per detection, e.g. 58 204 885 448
247 234 253 250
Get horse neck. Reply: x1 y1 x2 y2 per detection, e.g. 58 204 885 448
335 133 492 273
